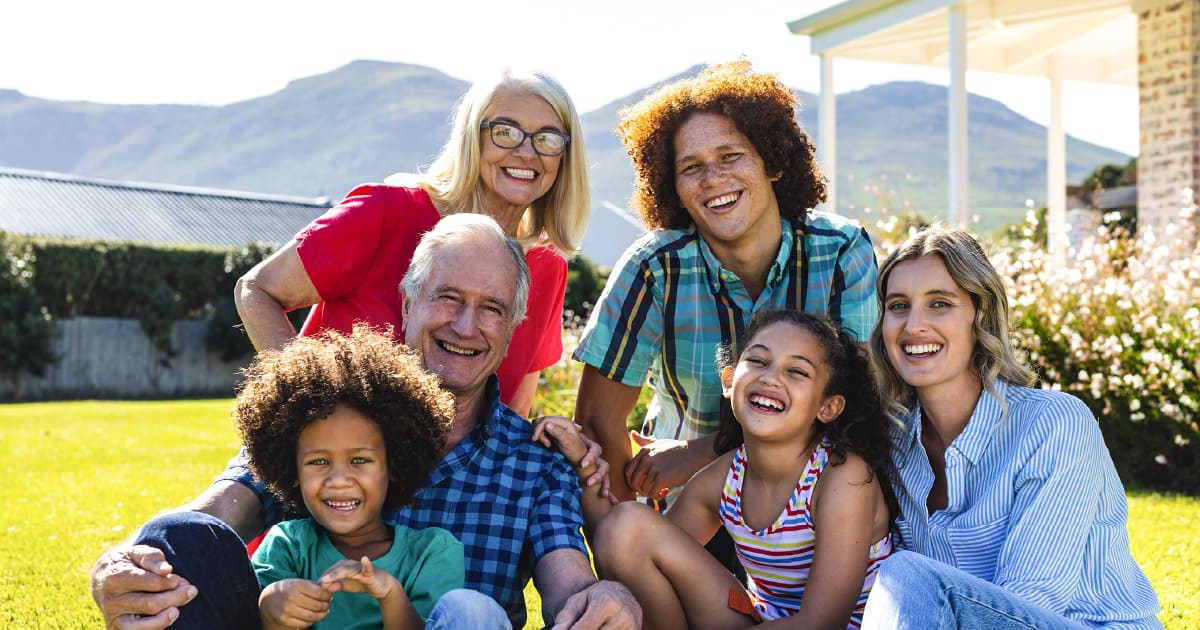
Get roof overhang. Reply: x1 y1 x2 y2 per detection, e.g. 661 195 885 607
789 0 1138 85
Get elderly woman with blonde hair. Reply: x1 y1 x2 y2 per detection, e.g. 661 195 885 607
235 67 590 417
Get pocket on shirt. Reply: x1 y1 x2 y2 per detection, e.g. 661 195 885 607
944 518 1008 581
893 514 916 550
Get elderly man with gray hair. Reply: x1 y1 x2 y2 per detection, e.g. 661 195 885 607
90 214 640 630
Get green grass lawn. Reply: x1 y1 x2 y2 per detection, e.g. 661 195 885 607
1 400 1195 628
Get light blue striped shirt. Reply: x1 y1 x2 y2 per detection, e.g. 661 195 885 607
891 380 1161 628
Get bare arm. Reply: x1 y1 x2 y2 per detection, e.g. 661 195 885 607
777 455 885 629
234 239 322 352
534 549 641 630
574 365 641 501
90 481 265 630
662 450 730 545
508 370 540 419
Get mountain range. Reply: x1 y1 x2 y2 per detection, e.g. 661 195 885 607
0 60 1129 267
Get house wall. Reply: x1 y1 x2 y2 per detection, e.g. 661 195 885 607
2 317 248 400
1137 0 1200 233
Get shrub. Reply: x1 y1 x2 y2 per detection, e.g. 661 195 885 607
995 201 1200 493
0 233 59 398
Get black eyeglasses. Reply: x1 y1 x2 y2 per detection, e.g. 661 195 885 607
480 120 570 157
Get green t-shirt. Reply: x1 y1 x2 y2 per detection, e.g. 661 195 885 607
252 519 464 627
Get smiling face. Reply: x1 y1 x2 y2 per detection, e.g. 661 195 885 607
296 404 389 548
402 239 516 402
881 255 980 398
673 112 781 256
723 321 844 446
478 88 564 221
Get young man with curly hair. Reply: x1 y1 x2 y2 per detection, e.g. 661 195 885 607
572 59 880 572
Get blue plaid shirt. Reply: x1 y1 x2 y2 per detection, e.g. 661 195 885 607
575 212 878 447
219 377 586 627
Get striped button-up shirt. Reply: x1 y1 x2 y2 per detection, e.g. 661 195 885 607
891 380 1161 627
574 212 878 450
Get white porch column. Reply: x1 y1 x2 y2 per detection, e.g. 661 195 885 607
819 53 837 214
1047 73 1067 266
948 3 968 226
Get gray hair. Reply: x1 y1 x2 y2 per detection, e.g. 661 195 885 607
401 213 530 327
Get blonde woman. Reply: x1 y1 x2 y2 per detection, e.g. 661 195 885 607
864 226 1160 629
236 67 590 417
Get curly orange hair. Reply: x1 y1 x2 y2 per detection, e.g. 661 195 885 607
617 58 826 230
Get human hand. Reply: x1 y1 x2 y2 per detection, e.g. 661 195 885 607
533 417 614 502
319 557 395 600
549 579 642 630
532 415 590 464
91 544 198 630
624 431 703 498
258 578 331 629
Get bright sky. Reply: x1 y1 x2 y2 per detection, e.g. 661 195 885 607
3 0 1138 156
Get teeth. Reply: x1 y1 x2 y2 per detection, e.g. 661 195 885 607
438 341 479 356
504 167 535 180
706 193 738 208
904 343 942 355
748 394 784 411
325 500 360 510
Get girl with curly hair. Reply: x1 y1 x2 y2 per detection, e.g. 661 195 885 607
238 325 464 630
543 309 895 629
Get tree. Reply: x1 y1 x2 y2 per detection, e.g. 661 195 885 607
0 233 59 399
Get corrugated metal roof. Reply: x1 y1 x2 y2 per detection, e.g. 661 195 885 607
0 166 333 247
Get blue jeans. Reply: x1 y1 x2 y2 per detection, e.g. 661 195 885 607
135 511 261 630
426 588 512 629
861 550 1160 629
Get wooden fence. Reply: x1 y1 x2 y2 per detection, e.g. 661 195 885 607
2 317 248 400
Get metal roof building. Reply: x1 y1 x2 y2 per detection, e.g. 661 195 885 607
0 166 332 247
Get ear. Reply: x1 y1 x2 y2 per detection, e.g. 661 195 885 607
816 394 846 424
720 366 734 398
769 171 783 182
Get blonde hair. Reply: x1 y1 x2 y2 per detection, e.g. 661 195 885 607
411 67 590 255
869 226 1035 424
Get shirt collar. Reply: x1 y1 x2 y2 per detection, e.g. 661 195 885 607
697 217 793 294
900 379 1007 467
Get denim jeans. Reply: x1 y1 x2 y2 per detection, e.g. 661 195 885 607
426 588 512 629
861 550 1161 630
135 511 262 630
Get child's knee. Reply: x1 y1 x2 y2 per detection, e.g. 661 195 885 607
593 501 657 571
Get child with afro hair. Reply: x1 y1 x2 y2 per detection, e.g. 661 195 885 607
238 324 463 630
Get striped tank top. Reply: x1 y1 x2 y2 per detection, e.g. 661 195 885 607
719 442 893 627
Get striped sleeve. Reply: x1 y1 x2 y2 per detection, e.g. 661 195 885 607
993 394 1108 612
574 241 664 386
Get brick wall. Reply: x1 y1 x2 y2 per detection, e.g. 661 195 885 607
1137 0 1200 235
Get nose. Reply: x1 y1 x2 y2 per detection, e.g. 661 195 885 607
510 135 537 158
450 304 478 337
326 463 353 487
699 162 726 187
902 308 928 334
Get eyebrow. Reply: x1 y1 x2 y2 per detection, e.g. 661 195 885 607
745 343 817 368
299 445 380 457
490 115 564 134
674 142 748 165
431 285 510 312
884 287 960 301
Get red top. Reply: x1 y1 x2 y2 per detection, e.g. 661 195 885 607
295 183 566 406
